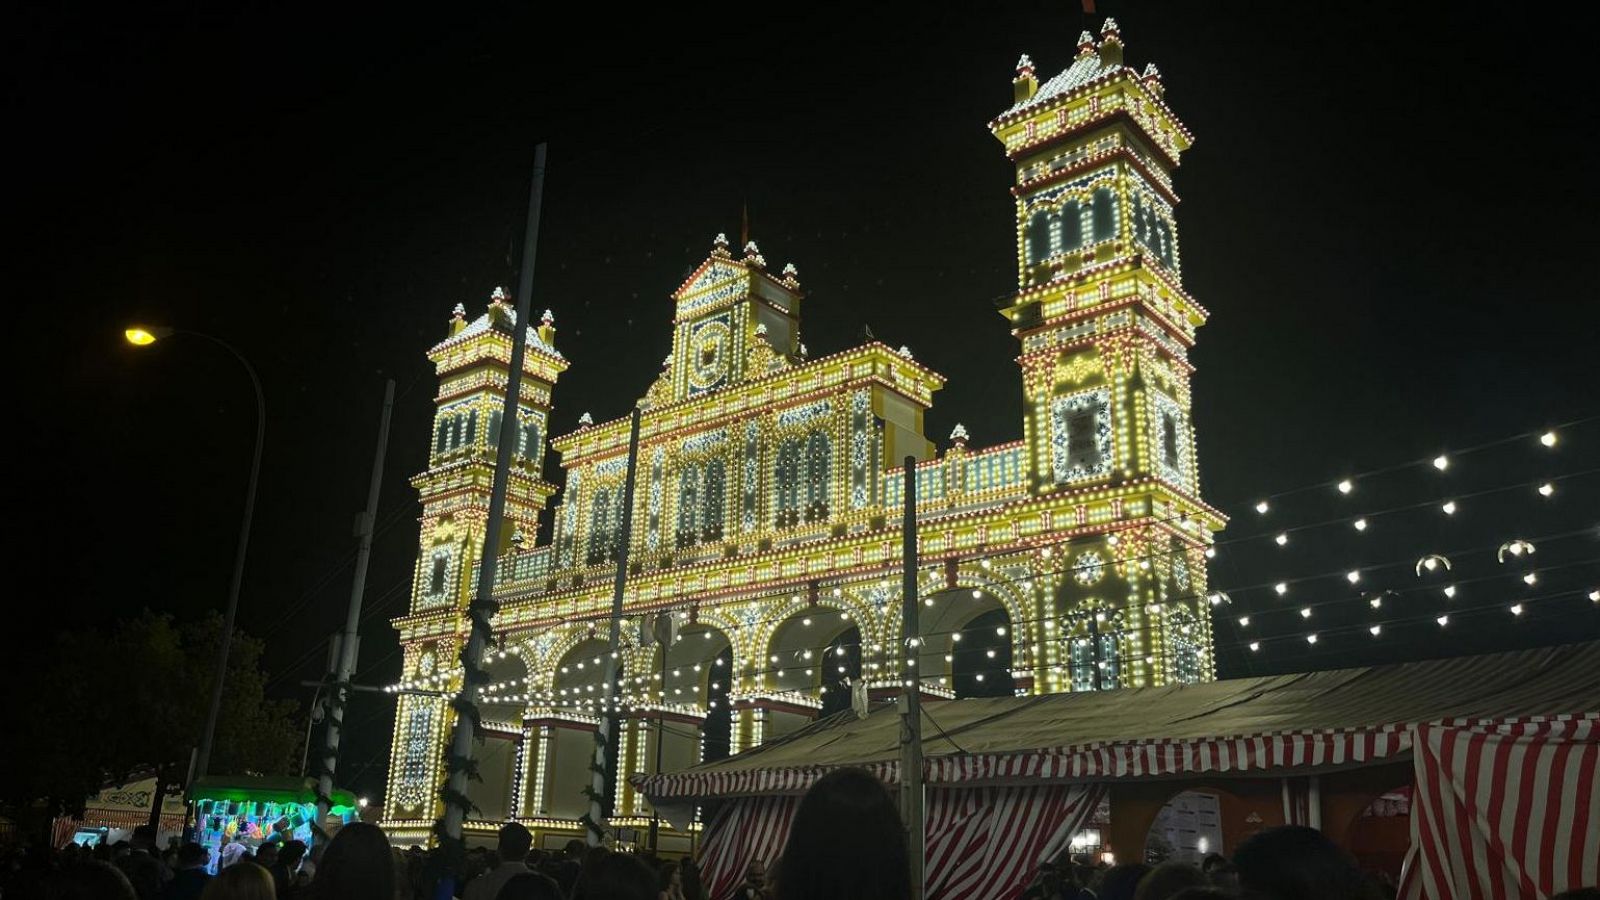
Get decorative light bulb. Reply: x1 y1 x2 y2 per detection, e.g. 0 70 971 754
1441 501 1457 515
1433 455 1449 471
1540 430 1557 447
1306 634 1318 644
1204 547 1216 559
1337 479 1353 494
1275 533 1289 546
1369 625 1382 636
1249 642 1260 652
1353 518 1368 532
1347 570 1361 584
1443 585 1457 599
1369 596 1382 609
1238 616 1250 627
1436 615 1450 627
1275 582 1288 596
1509 604 1524 616
1255 500 1270 514
1300 607 1312 619
1538 483 1554 497
1523 572 1537 585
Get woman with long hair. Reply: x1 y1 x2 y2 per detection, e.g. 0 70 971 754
772 767 911 900
200 862 276 900
309 823 397 900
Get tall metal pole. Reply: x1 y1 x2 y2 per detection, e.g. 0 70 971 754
648 619 668 851
315 378 395 840
899 456 926 900
441 143 549 843
587 408 642 846
192 334 266 789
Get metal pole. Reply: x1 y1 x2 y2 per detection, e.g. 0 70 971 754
1089 611 1103 692
315 378 395 841
899 456 926 900
648 627 667 851
192 334 266 789
587 408 642 846
441 143 549 843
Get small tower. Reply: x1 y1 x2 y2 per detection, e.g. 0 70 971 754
664 234 804 401
988 21 1224 688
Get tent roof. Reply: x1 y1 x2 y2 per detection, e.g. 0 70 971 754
190 776 359 811
637 642 1600 800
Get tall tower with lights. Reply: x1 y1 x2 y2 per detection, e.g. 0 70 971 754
382 288 567 827
989 19 1224 689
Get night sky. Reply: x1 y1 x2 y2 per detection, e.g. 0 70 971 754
11 2 1598 800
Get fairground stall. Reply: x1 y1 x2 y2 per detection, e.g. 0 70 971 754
632 642 1598 900
190 776 359 866
49 775 188 848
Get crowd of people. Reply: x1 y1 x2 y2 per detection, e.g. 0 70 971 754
5 769 1598 900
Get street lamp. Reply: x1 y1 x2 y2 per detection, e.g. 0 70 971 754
126 324 265 790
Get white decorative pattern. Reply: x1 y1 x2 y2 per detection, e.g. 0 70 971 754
1073 551 1106 586
1050 389 1113 484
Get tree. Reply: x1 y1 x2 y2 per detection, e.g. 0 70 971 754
1 610 302 839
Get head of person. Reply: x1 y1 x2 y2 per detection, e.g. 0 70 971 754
1233 826 1380 900
200 862 276 900
311 822 396 900
658 860 682 891
496 872 565 900
1092 863 1153 900
743 858 766 889
678 856 703 897
280 840 307 869
773 767 911 900
176 842 211 871
496 822 534 864
131 826 158 852
41 861 138 900
577 852 657 900
255 843 278 866
1133 861 1208 900
564 839 587 860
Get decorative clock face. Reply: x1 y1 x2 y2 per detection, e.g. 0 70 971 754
688 318 732 392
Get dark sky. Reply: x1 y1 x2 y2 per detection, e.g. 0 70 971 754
10 2 1598 799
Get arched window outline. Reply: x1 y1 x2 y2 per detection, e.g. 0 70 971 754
1068 631 1122 692
487 408 504 449
1057 200 1083 252
702 458 726 542
587 487 616 565
774 438 803 528
676 463 702 549
1091 187 1117 242
1027 209 1051 265
804 431 831 523
521 420 540 461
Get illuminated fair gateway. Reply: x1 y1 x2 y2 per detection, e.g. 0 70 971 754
381 19 1225 848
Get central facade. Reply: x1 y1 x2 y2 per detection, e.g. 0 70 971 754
381 20 1225 848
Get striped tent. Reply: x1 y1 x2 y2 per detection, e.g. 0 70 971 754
633 642 1599 900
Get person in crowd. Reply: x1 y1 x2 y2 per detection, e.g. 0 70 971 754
200 862 275 900
255 845 279 871
556 839 586 896
464 823 535 900
1132 861 1208 900
1020 860 1082 900
677 857 704 900
270 840 306 897
218 836 247 871
306 822 395 900
165 843 213 900
495 871 565 900
40 860 141 900
731 859 770 900
1090 863 1152 900
1232 826 1382 900
772 767 911 900
574 853 656 900
1198 854 1236 892
118 825 172 900
657 860 686 900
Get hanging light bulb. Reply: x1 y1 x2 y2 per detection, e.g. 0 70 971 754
1255 500 1270 514
1300 607 1313 619
1441 501 1458 515
1238 616 1250 627
1275 582 1289 596
1509 604 1524 616
1248 642 1260 652
1538 483 1554 497
1306 634 1318 644
1353 518 1368 532
1436 615 1450 627
1433 455 1449 471
1369 625 1382 636
1443 585 1457 599
1347 570 1361 584
1540 430 1558 447
1523 572 1538 585
1337 479 1353 494
1204 547 1216 559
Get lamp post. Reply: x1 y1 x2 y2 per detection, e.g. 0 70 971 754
126 325 266 789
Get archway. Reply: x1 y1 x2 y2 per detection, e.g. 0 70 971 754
468 651 528 821
764 604 858 738
538 638 617 819
915 585 1016 698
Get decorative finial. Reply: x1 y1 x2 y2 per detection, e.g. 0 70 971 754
1142 62 1164 98
1077 30 1096 58
447 302 468 337
1016 53 1034 77
510 528 527 551
1100 17 1121 37
780 262 799 286
898 345 914 359
491 286 510 303
950 423 970 445
711 233 731 258
451 303 466 320
743 240 766 269
798 343 809 359
662 354 673 368
754 323 769 336
541 309 554 324
578 412 594 427
1098 18 1124 66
